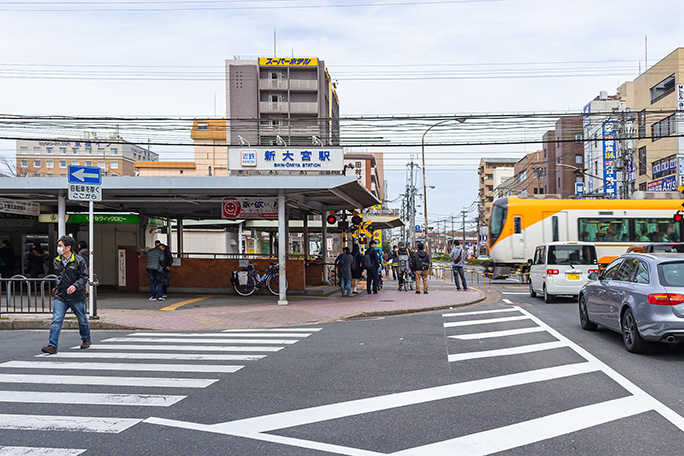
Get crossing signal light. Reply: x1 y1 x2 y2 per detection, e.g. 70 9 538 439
674 212 683 223
338 220 349 231
351 214 362 225
326 214 337 225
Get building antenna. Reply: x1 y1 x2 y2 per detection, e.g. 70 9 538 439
213 92 216 117
645 35 648 70
273 27 276 57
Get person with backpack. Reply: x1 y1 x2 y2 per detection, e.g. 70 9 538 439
396 241 412 291
412 242 431 294
450 240 468 291
350 244 363 294
335 247 353 297
363 240 380 294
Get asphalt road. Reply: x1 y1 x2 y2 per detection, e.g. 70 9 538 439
1 280 683 455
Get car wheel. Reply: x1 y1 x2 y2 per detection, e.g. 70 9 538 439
579 296 598 331
543 285 554 303
622 308 647 354
529 281 536 298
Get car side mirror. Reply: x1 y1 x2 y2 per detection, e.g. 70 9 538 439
527 259 533 265
588 272 599 281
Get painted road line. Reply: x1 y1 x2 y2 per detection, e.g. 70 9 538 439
0 361 244 374
0 447 85 456
442 309 520 318
222 328 322 332
40 352 266 361
0 374 217 388
102 337 298 344
500 292 532 295
130 332 311 338
444 315 529 328
448 341 566 362
69 344 284 352
0 414 141 433
0 390 185 407
502 299 513 304
160 295 214 311
146 362 598 435
449 327 547 340
393 396 652 456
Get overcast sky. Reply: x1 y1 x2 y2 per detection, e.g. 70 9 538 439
2 0 684 228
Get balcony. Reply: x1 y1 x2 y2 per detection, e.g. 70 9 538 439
259 102 318 115
290 102 318 114
260 102 288 113
259 79 288 90
289 79 318 91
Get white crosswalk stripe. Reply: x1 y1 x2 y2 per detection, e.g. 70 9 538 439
449 326 546 340
0 327 319 452
0 446 85 455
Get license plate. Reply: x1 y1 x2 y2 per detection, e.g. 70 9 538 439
567 273 580 280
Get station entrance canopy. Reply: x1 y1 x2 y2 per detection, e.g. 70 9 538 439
0 175 380 219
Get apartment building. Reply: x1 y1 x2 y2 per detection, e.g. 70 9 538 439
344 153 384 201
225 57 340 147
541 116 584 198
582 86 635 198
478 157 517 226
633 48 684 192
16 134 158 177
513 150 544 196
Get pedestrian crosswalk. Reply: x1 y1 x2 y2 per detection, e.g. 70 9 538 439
439 305 684 453
0 326 321 455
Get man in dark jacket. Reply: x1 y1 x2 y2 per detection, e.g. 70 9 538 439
158 242 173 299
364 240 381 295
41 235 90 354
146 243 164 301
412 242 431 294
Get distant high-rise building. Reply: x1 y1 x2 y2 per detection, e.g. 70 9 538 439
225 57 340 147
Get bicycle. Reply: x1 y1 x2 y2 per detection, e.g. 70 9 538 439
231 262 288 296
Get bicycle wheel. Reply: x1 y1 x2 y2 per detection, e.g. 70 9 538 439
267 274 288 295
234 274 257 296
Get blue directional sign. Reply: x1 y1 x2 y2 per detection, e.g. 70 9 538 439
415 224 421 232
68 166 102 185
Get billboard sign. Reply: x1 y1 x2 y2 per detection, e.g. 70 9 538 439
222 197 278 219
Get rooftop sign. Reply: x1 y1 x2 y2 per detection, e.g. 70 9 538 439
228 147 344 172
259 57 318 67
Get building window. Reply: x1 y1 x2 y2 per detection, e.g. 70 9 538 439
20 147 27 154
59 161 67 168
651 114 675 141
20 160 28 167
638 110 646 139
46 147 53 155
72 148 79 155
638 146 647 176
650 74 675 104
110 161 119 169
46 160 54 168
72 160 79 165
46 173 54 177
33 172 41 177
98 148 104 155
86 147 92 155
85 161 92 166
98 161 105 168
111 148 118 155
59 173 66 177
575 155 582 164
33 147 41 155
60 147 67 155
33 160 40 167
197 122 208 131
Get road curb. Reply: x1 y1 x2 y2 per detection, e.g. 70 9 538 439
342 289 488 320
0 318 140 331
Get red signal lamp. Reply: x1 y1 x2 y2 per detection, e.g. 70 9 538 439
326 214 337 224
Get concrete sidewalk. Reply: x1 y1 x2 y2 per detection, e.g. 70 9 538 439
0 278 485 331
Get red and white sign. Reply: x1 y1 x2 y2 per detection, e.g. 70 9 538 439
222 197 278 219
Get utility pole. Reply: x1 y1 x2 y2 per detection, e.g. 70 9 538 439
461 210 466 248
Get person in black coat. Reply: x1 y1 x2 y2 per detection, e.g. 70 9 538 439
26 242 46 278
0 240 15 278
350 244 363 294
364 240 381 294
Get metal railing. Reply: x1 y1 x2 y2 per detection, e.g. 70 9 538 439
0 275 57 314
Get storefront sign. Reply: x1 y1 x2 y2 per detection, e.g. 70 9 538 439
259 57 318 67
0 198 39 216
228 147 344 172
118 249 127 287
602 121 617 196
677 84 684 110
647 175 678 191
40 213 143 224
222 197 278 219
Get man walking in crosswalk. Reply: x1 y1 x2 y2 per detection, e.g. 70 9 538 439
41 235 91 354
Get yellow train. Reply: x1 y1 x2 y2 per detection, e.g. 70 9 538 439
488 195 683 275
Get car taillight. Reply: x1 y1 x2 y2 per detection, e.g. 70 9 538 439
589 269 599 274
547 269 559 275
648 293 684 305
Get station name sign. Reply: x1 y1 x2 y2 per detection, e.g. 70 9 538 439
228 147 344 172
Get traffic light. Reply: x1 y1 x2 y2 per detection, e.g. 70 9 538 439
351 214 362 225
326 211 337 225
674 212 683 223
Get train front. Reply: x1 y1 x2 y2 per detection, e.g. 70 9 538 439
486 197 514 278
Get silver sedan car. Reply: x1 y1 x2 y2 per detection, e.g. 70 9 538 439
579 253 684 353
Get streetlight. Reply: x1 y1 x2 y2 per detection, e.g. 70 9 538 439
421 118 465 254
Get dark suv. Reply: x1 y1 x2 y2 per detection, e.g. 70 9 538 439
627 243 684 254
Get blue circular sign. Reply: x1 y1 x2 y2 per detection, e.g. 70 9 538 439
415 225 421 231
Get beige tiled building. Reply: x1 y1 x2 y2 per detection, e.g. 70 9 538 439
478 157 518 226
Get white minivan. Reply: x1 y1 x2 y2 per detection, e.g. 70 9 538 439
528 242 599 302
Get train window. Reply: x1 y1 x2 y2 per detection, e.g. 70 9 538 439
514 216 522 234
578 218 629 242
552 216 559 242
634 218 680 242
489 200 507 245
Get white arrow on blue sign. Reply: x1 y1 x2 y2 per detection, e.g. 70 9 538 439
68 166 102 185
415 225 421 232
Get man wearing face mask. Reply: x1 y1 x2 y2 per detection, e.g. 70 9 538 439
41 235 91 354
